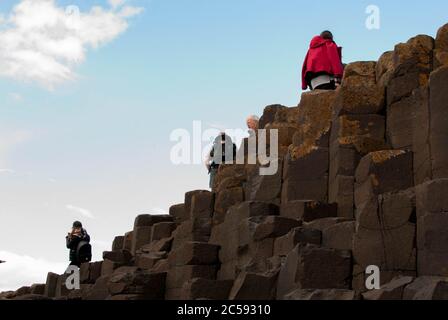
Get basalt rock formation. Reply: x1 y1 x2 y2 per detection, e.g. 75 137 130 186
2 23 448 301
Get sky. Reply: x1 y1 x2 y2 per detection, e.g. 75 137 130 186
0 0 447 292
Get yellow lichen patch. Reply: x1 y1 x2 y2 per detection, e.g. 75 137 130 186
419 73 429 86
289 144 319 160
301 122 312 135
298 92 335 129
371 150 406 164
339 117 363 137
338 136 357 146
297 127 329 158
338 136 388 155
291 91 336 159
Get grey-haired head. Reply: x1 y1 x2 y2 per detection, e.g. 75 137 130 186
246 115 260 131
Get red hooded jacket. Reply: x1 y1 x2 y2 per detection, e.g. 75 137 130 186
301 36 344 90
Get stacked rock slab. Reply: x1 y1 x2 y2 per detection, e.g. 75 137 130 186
276 244 352 299
131 214 174 255
264 106 300 157
212 166 246 224
209 202 282 281
434 24 448 68
388 36 433 140
416 179 448 277
3 23 448 301
283 90 337 203
172 190 213 249
166 241 220 299
352 151 416 293
329 61 387 220
165 190 224 299
243 105 299 206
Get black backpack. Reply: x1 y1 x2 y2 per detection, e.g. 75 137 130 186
211 134 236 168
76 241 92 264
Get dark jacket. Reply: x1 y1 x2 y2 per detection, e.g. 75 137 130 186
209 136 237 170
66 228 90 263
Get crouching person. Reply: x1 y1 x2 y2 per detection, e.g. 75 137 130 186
66 221 92 267
302 30 344 91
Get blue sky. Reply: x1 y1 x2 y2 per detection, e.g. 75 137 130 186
0 0 447 291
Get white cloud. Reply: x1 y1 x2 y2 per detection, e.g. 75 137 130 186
152 207 169 215
66 204 95 219
0 168 16 174
0 0 143 90
0 130 32 167
8 92 24 102
90 240 111 261
109 0 127 9
119 6 144 18
205 121 230 131
0 251 66 292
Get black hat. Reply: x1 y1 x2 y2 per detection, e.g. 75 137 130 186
73 221 82 228
320 30 334 40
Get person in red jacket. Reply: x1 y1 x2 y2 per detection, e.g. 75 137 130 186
302 31 344 91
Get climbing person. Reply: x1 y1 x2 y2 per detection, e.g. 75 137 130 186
66 221 92 267
302 30 344 91
205 133 237 189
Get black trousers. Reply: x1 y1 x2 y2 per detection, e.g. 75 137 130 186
69 260 80 267
209 166 219 189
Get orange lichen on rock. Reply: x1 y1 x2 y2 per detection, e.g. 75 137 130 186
370 150 406 164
